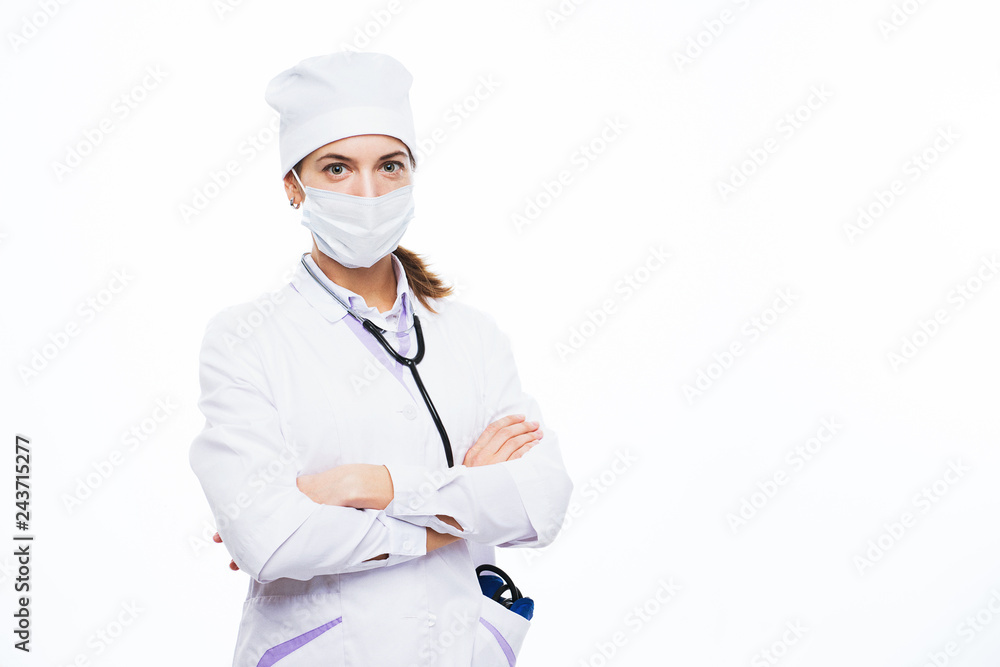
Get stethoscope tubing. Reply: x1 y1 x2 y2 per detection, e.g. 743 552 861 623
300 254 455 467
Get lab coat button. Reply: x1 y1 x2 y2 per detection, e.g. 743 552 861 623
428 613 436 626
403 540 413 551
402 404 417 420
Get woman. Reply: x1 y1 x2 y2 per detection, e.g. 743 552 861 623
188 51 574 666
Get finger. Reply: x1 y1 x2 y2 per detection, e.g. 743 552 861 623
492 421 539 452
463 440 484 465
213 532 223 543
472 414 527 451
496 431 541 461
509 441 538 460
229 560 239 571
468 425 543 466
498 419 539 439
473 415 525 451
464 444 485 467
478 420 536 459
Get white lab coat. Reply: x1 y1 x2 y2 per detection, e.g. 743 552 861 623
189 252 574 667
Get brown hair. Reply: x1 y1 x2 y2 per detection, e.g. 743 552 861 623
291 149 454 314
391 245 454 314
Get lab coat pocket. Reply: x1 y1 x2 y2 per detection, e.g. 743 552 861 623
470 598 531 667
234 594 346 667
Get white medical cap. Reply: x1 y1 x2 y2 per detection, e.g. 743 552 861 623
264 51 416 178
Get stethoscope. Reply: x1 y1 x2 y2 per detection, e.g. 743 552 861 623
300 253 455 468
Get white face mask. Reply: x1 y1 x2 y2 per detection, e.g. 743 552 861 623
292 169 415 269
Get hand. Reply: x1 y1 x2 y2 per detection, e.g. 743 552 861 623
297 464 393 510
463 414 542 467
295 465 354 507
213 532 239 572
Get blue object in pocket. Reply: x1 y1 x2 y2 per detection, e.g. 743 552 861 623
509 597 534 621
478 574 505 600
476 565 534 621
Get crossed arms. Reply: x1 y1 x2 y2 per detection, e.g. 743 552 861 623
189 309 573 583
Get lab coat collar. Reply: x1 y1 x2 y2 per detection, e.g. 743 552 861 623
291 252 414 331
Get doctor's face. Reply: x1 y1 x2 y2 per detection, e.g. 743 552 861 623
285 134 413 201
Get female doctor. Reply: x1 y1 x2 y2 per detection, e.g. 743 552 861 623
188 51 574 667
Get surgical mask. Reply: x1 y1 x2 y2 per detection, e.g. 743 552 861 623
292 169 415 269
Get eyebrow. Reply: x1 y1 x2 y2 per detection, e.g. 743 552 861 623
315 151 407 163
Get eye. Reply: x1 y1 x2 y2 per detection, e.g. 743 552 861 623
324 163 346 176
382 161 405 174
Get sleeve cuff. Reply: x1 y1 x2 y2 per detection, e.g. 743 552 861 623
380 511 427 567
385 463 448 516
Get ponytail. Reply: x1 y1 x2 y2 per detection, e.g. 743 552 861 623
393 245 454 314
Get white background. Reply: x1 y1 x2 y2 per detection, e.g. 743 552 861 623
2 0 999 665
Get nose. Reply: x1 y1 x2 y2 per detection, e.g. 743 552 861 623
345 173 380 198
359 175 379 198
